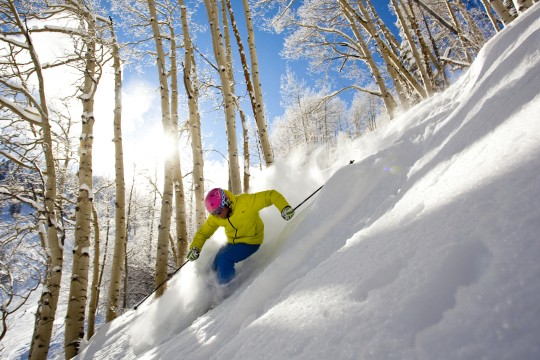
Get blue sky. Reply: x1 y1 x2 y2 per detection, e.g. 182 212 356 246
115 1 399 169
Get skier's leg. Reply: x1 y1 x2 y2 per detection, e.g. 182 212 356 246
212 243 260 284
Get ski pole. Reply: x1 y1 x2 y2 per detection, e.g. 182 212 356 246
134 259 189 310
293 185 323 211
293 160 355 212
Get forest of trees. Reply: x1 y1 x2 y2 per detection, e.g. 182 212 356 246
0 0 535 358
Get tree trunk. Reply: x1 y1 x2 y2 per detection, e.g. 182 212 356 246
147 168 158 263
365 1 411 109
394 0 434 96
106 19 127 323
147 0 174 297
65 18 98 359
241 0 274 165
179 0 206 228
225 0 265 173
489 0 517 25
204 0 242 194
239 107 251 193
65 50 94 360
89 204 111 340
511 0 533 13
443 0 472 63
122 173 136 309
22 4 64 357
168 25 189 265
479 0 502 32
221 0 250 192
87 204 100 339
338 0 398 117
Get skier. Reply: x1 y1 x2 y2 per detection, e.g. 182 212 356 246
186 188 295 284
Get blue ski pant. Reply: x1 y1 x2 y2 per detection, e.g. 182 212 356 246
212 243 260 284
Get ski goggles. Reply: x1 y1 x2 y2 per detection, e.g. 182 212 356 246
212 205 227 215
212 189 229 215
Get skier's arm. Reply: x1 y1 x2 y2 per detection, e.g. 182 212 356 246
190 217 219 251
252 190 291 213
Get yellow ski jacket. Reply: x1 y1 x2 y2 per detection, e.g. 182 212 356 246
190 189 291 250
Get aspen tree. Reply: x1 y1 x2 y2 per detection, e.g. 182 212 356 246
106 19 127 322
87 204 100 339
393 0 433 96
239 109 251 193
179 0 205 228
341 0 428 101
443 0 472 63
479 0 503 32
488 0 517 25
203 0 242 194
65 10 99 359
405 0 437 92
0 3 64 358
241 0 274 165
146 0 174 297
168 22 189 265
511 0 533 14
338 0 398 117
89 204 111 339
364 1 410 109
416 4 449 89
220 0 251 191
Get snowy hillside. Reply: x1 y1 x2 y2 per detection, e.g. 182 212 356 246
12 3 535 360
70 6 540 359
72 5 540 360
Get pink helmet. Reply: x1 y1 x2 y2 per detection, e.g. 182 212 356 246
205 188 228 214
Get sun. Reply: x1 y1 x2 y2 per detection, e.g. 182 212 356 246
123 125 179 174
158 131 177 162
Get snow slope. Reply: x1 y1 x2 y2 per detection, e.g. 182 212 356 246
74 4 539 359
